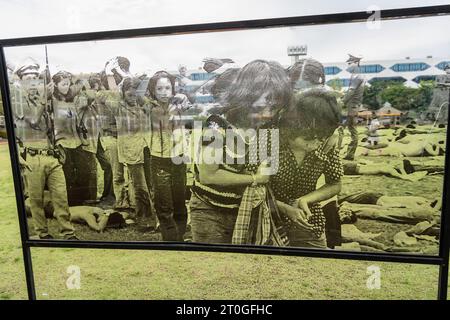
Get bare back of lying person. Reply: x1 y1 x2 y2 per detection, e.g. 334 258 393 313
360 139 443 157
397 126 447 135
361 126 446 157
67 206 110 232
394 130 445 145
338 192 441 225
343 159 428 181
409 157 445 173
25 192 129 233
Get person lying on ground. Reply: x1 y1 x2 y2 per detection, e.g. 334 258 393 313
25 193 130 233
408 157 445 173
337 191 441 224
359 139 444 157
392 129 445 145
393 125 446 136
343 159 427 181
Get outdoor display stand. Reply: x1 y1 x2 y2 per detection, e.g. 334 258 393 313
0 5 449 300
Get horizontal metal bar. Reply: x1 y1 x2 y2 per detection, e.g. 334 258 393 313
1 5 450 47
25 239 444 265
2 5 449 297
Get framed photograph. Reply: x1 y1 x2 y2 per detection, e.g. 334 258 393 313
0 4 449 300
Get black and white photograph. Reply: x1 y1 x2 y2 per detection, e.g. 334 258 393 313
1 0 450 302
3 14 449 255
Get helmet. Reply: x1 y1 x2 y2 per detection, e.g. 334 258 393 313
15 58 40 79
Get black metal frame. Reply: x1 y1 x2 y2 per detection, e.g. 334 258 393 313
0 4 449 301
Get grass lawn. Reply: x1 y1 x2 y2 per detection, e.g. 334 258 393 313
0 141 447 300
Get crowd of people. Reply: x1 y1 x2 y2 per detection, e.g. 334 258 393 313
8 53 447 251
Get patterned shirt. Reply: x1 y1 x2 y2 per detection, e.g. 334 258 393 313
270 143 343 238
191 126 248 209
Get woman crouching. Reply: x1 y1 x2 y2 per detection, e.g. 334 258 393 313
273 58 343 248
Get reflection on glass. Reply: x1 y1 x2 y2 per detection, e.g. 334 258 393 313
3 17 449 256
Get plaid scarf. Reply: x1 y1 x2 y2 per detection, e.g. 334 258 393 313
232 185 289 246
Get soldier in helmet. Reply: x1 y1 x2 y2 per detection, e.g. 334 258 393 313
11 61 77 240
338 54 365 161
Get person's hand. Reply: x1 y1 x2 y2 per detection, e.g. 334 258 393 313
19 156 32 172
46 82 54 96
104 57 120 76
75 91 90 110
253 173 269 185
95 91 108 104
284 205 313 230
170 93 191 112
253 161 271 184
136 95 146 107
323 132 338 153
172 93 188 104
36 81 53 104
294 197 312 220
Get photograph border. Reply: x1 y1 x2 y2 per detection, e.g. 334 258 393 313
1 4 450 300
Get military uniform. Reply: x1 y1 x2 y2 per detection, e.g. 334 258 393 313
427 73 450 124
94 90 120 201
340 72 365 160
53 95 95 206
116 99 155 227
82 90 120 204
75 91 99 202
93 90 126 205
11 85 75 239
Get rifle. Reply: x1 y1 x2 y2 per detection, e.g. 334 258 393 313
43 45 56 148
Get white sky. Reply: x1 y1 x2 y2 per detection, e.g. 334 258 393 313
1 0 449 74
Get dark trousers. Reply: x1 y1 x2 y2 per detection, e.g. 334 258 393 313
96 138 113 199
127 147 155 225
345 115 358 160
338 114 358 160
150 156 187 241
63 147 97 206
323 201 342 249
189 193 238 244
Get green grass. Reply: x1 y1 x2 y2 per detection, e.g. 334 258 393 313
0 141 447 300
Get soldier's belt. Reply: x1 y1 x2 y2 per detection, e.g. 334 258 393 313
25 147 59 157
